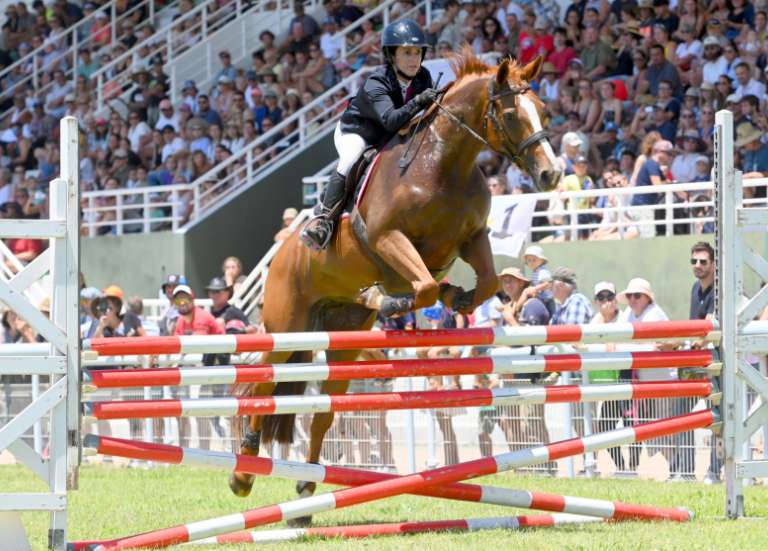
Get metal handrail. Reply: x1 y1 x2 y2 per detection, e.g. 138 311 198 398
89 0 258 112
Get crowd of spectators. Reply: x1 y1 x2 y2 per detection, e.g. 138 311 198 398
4 0 768 239
0 0 381 234
429 0 768 240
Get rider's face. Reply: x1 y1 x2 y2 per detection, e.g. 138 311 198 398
394 46 422 78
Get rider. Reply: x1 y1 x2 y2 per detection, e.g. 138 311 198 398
300 18 440 251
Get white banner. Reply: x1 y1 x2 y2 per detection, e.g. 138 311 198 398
487 195 537 258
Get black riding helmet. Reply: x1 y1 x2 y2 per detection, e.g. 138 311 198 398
381 18 428 67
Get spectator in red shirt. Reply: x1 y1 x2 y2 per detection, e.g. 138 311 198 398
519 17 555 64
173 285 223 337
172 284 223 449
547 27 578 76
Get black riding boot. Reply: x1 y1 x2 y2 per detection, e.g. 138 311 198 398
300 171 347 251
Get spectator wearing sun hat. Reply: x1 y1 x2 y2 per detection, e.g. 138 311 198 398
522 245 555 316
538 62 559 102
495 267 532 326
736 122 768 177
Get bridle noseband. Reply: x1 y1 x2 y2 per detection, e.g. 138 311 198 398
432 78 550 170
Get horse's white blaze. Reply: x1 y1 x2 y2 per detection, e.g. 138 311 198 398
519 95 559 168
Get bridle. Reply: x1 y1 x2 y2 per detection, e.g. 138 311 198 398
431 77 550 170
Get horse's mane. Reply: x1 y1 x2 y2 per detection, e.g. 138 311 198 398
451 45 524 82
402 47 526 135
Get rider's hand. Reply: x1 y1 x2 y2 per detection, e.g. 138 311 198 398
414 88 440 108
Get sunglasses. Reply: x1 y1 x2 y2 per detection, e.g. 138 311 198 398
690 258 710 265
625 293 646 300
173 296 191 305
595 292 615 302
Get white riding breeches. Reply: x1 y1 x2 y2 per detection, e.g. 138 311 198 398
334 121 368 177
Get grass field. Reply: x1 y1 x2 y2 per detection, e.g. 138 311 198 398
4 464 768 550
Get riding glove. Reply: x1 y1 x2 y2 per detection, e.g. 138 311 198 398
413 88 440 108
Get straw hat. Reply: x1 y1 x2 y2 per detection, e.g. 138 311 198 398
735 123 763 148
617 278 655 303
497 266 531 284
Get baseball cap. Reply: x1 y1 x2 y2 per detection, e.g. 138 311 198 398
102 285 124 299
225 319 247 334
182 79 196 90
161 274 187 291
218 75 232 85
552 267 577 285
80 287 103 301
593 281 616 296
518 298 551 326
703 35 720 47
562 132 583 147
246 70 257 80
574 154 588 164
172 284 194 297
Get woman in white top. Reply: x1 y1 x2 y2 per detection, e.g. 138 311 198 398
617 277 685 476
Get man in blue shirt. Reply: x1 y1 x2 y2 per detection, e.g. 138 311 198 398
549 267 593 326
631 139 673 207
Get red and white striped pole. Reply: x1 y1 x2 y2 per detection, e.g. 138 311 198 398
83 434 694 522
82 380 713 420
83 320 719 356
80 410 716 550
82 349 715 390
70 513 601 549
189 513 602 545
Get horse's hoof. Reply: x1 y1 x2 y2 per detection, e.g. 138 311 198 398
228 472 253 497
287 515 313 528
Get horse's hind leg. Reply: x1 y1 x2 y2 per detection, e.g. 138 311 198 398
228 353 287 497
368 229 439 310
288 371 353 528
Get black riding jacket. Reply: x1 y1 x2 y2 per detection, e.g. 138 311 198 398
340 64 433 146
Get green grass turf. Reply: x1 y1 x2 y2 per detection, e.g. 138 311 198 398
3 464 768 550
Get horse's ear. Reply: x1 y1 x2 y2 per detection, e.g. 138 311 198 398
495 58 510 86
519 56 544 82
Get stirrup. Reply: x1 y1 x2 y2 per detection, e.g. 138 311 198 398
300 216 335 251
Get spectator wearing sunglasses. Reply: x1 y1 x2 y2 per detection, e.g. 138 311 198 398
590 281 636 474
689 242 715 321
688 241 720 484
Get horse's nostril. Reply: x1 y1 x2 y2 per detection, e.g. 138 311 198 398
539 169 559 191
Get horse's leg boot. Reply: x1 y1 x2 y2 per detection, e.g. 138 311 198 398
228 430 261 497
286 476 318 527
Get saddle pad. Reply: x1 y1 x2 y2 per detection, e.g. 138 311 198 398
353 151 383 209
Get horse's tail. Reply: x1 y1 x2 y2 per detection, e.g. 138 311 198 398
231 351 311 447
261 380 307 444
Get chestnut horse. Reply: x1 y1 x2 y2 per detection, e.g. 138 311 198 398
229 50 561 524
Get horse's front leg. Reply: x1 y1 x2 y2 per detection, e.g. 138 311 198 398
366 229 439 310
444 228 498 314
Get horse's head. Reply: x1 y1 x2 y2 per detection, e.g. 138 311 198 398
484 57 561 191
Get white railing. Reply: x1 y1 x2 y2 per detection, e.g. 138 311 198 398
186 67 372 222
91 0 258 113
304 176 768 242
80 66 371 234
0 0 176 123
81 182 192 237
80 2 438 232
335 0 432 63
